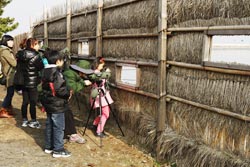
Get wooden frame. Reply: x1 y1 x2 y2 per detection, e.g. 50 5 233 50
78 40 90 56
202 29 250 71
115 63 141 90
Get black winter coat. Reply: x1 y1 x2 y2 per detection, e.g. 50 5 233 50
41 66 70 114
18 48 44 88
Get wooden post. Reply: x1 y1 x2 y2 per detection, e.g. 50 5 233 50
66 0 72 51
156 0 167 161
96 0 103 57
44 5 48 47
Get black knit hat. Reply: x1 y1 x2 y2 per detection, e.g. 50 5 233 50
1 35 14 47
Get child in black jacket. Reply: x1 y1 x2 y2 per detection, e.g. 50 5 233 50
40 49 71 158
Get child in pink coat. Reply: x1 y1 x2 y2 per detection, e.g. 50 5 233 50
90 57 113 138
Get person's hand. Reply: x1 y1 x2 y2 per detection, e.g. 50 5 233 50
105 68 111 72
68 90 73 101
84 80 92 86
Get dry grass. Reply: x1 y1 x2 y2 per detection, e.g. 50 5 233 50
48 19 66 37
167 67 250 115
158 125 250 167
71 0 97 14
103 0 157 33
116 108 156 152
48 40 67 51
167 32 204 64
103 38 158 61
167 0 250 26
71 13 97 35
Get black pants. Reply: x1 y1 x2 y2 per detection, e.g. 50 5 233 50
21 88 38 120
64 105 77 139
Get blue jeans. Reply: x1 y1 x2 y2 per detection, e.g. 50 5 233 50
2 86 15 108
45 112 65 151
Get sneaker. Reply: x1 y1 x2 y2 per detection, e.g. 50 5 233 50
17 90 22 95
28 121 41 129
52 149 71 158
95 132 106 138
44 149 53 154
21 120 29 127
69 134 86 144
88 125 97 131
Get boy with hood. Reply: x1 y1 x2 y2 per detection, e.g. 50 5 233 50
41 49 71 158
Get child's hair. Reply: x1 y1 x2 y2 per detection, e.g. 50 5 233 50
91 56 105 70
44 49 64 64
26 38 38 49
1 35 14 47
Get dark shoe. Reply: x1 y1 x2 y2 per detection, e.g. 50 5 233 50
102 131 109 137
95 132 106 138
52 149 71 158
0 108 13 118
28 120 41 129
88 125 97 131
21 119 29 127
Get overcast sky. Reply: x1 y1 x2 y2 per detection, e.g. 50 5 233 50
2 0 66 36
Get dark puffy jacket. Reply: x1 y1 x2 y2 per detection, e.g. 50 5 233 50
41 66 70 114
18 49 44 88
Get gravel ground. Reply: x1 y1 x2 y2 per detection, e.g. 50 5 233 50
0 85 158 167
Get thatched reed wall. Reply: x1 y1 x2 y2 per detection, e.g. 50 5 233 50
158 125 250 167
167 0 250 27
32 0 250 166
103 38 158 61
71 14 97 38
116 107 156 152
161 0 250 166
33 24 44 38
48 40 66 51
102 0 157 35
114 89 157 117
168 33 204 64
167 67 250 115
48 19 66 38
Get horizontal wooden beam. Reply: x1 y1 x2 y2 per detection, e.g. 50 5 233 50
71 36 97 41
103 33 158 39
46 33 157 42
71 56 158 67
168 25 250 32
103 0 144 10
71 9 97 18
167 95 250 122
48 37 67 40
167 61 250 76
47 15 66 23
110 83 158 99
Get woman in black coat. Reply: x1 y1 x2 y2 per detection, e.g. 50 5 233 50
19 38 44 128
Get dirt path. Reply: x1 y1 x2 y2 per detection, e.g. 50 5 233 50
0 85 157 167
